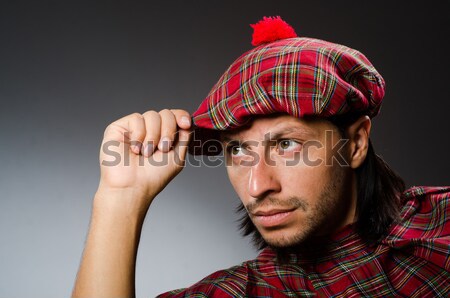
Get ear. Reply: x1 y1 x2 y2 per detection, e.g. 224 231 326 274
345 115 371 169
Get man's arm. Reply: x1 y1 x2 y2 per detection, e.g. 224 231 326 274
72 109 191 297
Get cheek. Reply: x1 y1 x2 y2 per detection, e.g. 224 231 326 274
283 166 325 196
280 149 333 200
226 166 250 199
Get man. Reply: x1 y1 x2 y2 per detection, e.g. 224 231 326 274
72 16 450 297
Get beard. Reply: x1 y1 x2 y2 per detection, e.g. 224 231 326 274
238 164 353 253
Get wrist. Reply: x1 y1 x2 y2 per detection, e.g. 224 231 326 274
93 186 154 220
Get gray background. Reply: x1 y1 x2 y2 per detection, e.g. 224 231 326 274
1 1 449 297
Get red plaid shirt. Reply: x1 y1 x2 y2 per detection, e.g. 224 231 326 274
158 186 450 297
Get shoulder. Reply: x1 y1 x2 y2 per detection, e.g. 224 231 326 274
156 264 248 297
399 186 450 224
156 260 253 297
383 186 450 269
389 185 450 235
157 249 277 297
402 185 450 201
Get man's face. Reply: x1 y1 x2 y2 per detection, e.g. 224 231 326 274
222 114 357 248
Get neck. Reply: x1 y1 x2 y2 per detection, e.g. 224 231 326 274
272 223 361 264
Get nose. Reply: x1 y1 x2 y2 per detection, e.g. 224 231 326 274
248 151 282 199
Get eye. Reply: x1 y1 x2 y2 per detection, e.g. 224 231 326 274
226 143 245 156
277 139 301 152
231 145 242 156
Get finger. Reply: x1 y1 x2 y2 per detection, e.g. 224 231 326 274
170 109 191 130
127 113 147 154
158 109 177 153
141 110 161 157
105 113 146 155
172 128 192 167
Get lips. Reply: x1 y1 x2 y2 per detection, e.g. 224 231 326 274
253 209 295 216
252 209 296 227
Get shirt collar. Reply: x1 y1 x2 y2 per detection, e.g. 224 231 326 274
257 224 372 265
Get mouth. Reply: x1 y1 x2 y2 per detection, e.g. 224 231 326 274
251 209 296 228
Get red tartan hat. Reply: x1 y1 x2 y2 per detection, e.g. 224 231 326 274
189 16 385 155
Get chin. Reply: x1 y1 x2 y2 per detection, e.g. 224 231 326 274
261 228 310 249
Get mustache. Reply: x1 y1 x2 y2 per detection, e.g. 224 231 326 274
245 197 309 214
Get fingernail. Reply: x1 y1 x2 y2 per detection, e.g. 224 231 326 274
131 143 141 154
144 144 154 157
159 137 171 151
180 116 190 126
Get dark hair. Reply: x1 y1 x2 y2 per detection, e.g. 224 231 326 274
236 115 406 250
353 139 405 242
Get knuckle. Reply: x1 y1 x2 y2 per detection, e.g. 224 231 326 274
160 110 176 127
159 109 173 118
103 124 112 136
130 112 143 120
142 110 158 118
132 128 146 138
103 123 117 138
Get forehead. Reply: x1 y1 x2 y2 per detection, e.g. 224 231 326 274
220 114 333 141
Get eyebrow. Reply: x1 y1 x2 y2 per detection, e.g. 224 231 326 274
221 126 317 143
265 127 317 141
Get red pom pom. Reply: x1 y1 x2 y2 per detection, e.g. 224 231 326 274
250 16 298 46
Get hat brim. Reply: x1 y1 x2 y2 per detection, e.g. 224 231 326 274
188 126 223 156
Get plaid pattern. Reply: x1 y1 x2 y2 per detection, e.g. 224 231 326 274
192 37 385 132
157 186 450 297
